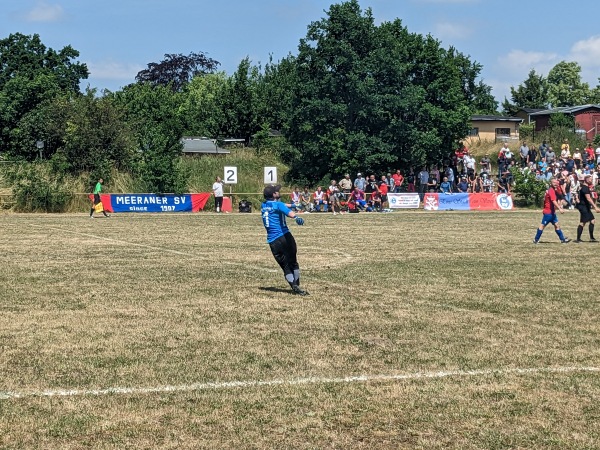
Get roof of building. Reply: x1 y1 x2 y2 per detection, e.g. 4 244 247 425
181 137 229 154
471 115 523 122
529 104 600 116
519 107 546 114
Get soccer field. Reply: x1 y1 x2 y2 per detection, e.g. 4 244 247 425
0 211 599 449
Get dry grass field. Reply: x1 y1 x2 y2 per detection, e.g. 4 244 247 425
1 210 599 449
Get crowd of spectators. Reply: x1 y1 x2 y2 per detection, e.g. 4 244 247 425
287 139 600 214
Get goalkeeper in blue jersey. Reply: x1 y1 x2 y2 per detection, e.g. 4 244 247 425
261 184 308 296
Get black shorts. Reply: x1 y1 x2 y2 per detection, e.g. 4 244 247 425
578 205 595 223
93 193 101 205
269 233 298 275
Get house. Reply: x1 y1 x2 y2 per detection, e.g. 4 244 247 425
467 115 523 143
181 137 229 155
528 105 600 141
514 107 545 124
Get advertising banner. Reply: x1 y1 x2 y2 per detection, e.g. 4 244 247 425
387 193 420 209
423 193 514 211
90 193 211 213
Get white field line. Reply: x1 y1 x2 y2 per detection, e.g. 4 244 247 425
29 225 278 273
1 367 598 400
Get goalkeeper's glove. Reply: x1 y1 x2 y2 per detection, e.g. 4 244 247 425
295 217 304 226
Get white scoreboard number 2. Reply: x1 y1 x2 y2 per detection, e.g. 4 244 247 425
224 166 237 184
264 167 277 184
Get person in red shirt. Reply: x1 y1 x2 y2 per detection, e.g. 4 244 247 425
585 142 595 166
533 178 570 244
392 169 404 193
378 175 389 208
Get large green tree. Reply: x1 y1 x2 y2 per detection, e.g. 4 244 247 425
281 0 484 182
547 61 590 107
502 69 549 115
113 83 188 193
0 33 88 158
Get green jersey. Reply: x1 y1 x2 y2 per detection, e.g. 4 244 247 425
93 182 102 195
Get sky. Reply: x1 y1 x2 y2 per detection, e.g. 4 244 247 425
2 0 600 105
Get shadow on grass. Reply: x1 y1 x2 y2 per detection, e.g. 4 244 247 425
259 287 293 294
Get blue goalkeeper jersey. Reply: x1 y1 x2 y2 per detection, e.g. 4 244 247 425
261 200 291 243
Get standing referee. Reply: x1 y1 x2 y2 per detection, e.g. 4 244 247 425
261 185 308 296
575 175 600 243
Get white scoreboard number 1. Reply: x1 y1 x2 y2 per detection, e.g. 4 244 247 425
224 166 237 184
264 167 277 184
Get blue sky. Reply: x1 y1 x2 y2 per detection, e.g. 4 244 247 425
2 0 600 105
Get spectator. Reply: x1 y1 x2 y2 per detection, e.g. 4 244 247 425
300 186 312 212
386 173 394 192
392 169 404 193
378 175 389 209
473 173 483 193
290 186 302 212
339 174 353 200
365 174 378 199
539 141 549 160
327 180 341 215
439 176 452 193
457 176 469 193
519 141 529 167
371 188 382 211
561 143 571 164
354 173 366 191
566 155 575 173
349 186 366 210
418 167 429 198
482 173 494 193
212 176 224 213
573 148 582 169
406 167 416 192
464 151 476 176
528 145 538 165
498 171 510 194
427 174 438 192
595 143 600 165
546 147 556 165
430 165 441 184
313 186 328 212
444 165 455 188
479 154 491 174
570 173 581 209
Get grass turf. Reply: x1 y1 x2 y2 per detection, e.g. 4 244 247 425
0 210 599 449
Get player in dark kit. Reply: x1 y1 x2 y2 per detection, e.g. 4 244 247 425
261 184 308 296
575 174 600 243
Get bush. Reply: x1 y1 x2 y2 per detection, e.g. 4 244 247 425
510 167 548 207
4 162 74 212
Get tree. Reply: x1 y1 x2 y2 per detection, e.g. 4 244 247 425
0 33 88 158
547 61 590 107
135 52 220 92
502 69 549 115
219 57 259 141
281 0 482 182
114 83 188 193
180 72 228 137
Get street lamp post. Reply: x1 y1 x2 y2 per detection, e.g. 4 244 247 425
36 140 44 159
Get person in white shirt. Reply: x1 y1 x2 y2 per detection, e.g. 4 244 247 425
212 176 224 212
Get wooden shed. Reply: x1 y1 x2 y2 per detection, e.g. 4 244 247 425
529 105 600 141
467 115 523 143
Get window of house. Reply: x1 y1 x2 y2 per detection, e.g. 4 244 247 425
468 127 479 136
495 128 510 136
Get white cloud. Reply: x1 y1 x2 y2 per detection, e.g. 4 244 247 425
569 35 600 68
86 60 144 82
24 2 65 22
434 22 471 41
497 49 559 78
